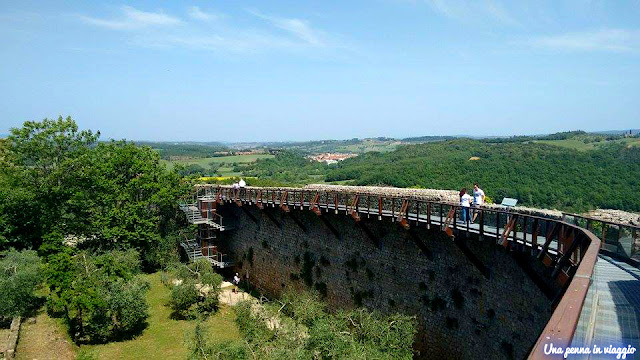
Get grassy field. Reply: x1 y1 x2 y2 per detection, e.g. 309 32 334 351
335 139 402 153
15 272 240 360
535 137 640 151
163 154 274 176
163 154 274 169
79 272 240 359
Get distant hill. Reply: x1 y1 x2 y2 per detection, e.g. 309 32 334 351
135 141 230 160
322 138 640 212
134 129 639 160
593 129 640 136
401 135 453 143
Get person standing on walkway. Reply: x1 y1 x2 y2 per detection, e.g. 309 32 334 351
232 273 240 293
232 182 240 198
238 178 247 197
459 188 472 223
472 183 485 222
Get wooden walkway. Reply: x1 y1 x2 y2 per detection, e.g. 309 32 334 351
572 254 640 358
186 185 608 359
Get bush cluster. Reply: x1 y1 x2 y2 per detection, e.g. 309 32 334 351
0 250 44 319
165 259 223 319
188 290 417 360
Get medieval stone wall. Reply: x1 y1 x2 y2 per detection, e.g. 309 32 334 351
217 203 552 359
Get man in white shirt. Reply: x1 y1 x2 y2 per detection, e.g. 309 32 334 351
472 183 485 222
238 178 246 197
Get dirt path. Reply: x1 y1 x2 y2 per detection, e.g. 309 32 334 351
15 311 75 360
1 327 11 358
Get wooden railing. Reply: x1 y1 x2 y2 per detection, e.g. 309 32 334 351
191 185 602 358
562 212 639 260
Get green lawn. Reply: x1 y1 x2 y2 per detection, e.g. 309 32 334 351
162 154 274 170
78 272 240 360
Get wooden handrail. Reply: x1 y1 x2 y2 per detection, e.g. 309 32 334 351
528 225 600 359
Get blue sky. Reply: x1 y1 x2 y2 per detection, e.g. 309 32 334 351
1 1 639 141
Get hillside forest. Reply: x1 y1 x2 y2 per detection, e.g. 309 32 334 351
239 133 640 213
0 117 416 360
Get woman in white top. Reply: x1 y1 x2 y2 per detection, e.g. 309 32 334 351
459 187 472 223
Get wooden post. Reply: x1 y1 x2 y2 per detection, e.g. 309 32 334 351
392 198 395 220
300 191 304 210
532 218 539 254
453 206 457 230
466 208 470 234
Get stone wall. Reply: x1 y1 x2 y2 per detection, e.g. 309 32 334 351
1 317 21 360
217 204 553 359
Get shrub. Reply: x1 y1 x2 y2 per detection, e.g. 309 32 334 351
169 281 199 318
188 323 248 360
0 250 44 318
107 278 150 337
166 259 223 319
142 233 180 271
188 289 417 359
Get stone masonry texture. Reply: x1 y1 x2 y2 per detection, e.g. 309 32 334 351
216 203 553 359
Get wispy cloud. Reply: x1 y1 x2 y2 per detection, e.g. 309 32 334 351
527 29 640 52
187 6 222 21
77 6 182 30
423 0 520 26
484 0 519 26
75 6 345 54
135 31 299 53
248 9 324 46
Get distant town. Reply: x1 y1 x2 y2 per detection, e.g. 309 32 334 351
307 152 357 164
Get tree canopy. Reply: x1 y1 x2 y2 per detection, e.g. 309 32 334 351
0 116 188 258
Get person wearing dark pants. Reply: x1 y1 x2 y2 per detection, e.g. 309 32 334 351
459 188 472 223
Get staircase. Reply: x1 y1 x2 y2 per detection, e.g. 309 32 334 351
179 204 227 231
180 205 205 223
180 237 233 269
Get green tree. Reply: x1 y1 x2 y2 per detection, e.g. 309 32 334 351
1 117 187 259
1 117 99 249
46 250 149 344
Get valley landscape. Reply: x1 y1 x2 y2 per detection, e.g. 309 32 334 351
2 1 639 359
